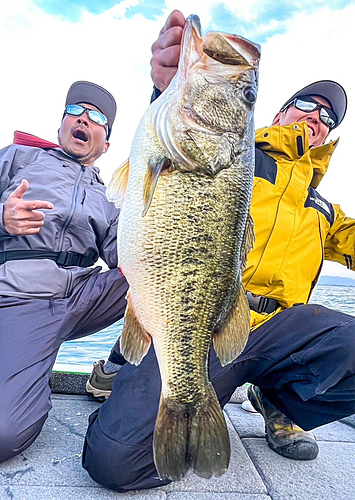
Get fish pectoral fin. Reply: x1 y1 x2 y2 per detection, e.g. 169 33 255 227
120 294 152 366
106 159 130 208
142 157 171 216
213 286 250 366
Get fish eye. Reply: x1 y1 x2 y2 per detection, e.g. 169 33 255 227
242 85 257 105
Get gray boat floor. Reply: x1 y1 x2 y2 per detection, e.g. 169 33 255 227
1 388 354 500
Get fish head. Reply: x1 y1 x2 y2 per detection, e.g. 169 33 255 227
184 31 260 135
154 16 261 175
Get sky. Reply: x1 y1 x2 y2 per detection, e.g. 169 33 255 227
1 0 354 279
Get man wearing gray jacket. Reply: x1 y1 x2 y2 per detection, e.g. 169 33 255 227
0 81 127 462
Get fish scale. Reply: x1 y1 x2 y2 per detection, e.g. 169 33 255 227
108 14 260 482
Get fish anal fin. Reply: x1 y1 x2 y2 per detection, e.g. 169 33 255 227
120 294 152 366
142 157 171 216
213 286 250 366
106 159 130 208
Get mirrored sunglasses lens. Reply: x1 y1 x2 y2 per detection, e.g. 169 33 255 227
66 104 84 116
295 99 317 112
88 110 107 126
320 109 335 128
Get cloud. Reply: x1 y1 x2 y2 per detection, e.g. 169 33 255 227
32 0 172 23
205 0 355 43
125 0 167 20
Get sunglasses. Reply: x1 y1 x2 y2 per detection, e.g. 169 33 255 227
283 97 337 129
64 104 108 128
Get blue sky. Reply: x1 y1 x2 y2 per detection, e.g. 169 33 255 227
33 0 167 21
33 0 355 42
33 0 121 21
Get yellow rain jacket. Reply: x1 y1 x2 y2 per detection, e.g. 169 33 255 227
243 121 355 329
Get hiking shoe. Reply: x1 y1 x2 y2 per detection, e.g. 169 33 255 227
86 360 118 400
248 385 319 460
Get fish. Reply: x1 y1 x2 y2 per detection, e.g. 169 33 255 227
107 15 260 482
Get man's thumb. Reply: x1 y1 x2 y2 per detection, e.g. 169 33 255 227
10 179 29 199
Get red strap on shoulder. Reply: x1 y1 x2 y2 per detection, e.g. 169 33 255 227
13 131 59 149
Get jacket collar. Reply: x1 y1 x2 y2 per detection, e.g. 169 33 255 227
255 122 339 188
13 130 60 149
13 131 104 184
47 148 104 184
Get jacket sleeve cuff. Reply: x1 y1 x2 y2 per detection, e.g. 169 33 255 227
150 86 162 104
0 203 12 238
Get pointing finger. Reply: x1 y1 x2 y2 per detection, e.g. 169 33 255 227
22 200 54 211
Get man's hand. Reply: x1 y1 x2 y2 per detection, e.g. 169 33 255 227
150 10 185 92
2 179 53 236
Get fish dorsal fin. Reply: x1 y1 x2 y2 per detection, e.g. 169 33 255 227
120 292 152 366
106 159 130 208
213 286 250 366
142 157 171 216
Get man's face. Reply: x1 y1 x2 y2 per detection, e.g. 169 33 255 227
273 95 331 147
58 103 109 166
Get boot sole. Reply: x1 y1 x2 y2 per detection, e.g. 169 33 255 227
267 438 319 460
85 380 111 399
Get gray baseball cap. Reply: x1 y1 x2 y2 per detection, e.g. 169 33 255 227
280 80 347 128
65 81 117 139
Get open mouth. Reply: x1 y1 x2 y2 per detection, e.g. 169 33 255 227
307 126 315 136
72 129 89 142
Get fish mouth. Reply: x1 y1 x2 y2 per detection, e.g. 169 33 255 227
202 32 261 68
72 128 89 143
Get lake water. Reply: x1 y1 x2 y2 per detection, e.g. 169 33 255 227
55 284 355 368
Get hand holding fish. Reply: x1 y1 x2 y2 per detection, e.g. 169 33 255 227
151 10 185 91
2 179 53 235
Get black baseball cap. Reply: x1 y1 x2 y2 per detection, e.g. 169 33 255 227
65 81 117 139
280 80 347 129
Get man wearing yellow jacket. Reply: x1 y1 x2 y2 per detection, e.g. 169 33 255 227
83 11 355 492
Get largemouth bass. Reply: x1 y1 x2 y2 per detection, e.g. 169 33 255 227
108 15 260 481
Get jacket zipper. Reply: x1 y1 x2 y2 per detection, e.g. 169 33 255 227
307 212 324 302
58 165 85 249
60 165 85 297
244 154 303 287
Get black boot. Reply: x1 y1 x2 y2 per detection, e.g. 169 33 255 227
248 385 319 460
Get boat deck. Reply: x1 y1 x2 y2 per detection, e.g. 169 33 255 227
1 375 354 499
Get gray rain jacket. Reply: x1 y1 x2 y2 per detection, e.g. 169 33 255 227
0 141 119 299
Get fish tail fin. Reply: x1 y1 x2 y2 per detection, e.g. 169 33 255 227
153 384 230 481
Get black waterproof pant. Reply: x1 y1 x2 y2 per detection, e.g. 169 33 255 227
83 304 355 492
